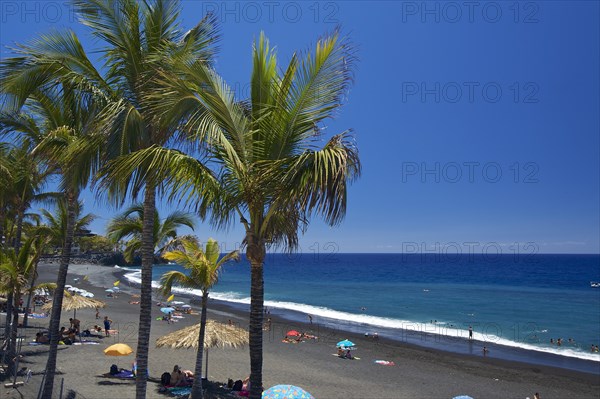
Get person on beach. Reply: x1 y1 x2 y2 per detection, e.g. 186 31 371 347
308 315 313 325
35 332 49 343
170 365 188 386
69 318 81 333
482 346 489 356
533 393 541 399
469 326 473 339
95 307 100 319
104 316 113 337
239 376 251 396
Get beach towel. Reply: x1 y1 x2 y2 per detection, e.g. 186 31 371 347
114 370 134 379
374 360 395 366
167 387 192 396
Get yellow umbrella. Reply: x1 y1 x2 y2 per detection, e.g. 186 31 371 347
113 280 120 287
104 343 133 356
166 294 175 302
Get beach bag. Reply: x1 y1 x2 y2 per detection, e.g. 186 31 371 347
232 380 243 391
160 372 171 386
110 364 119 375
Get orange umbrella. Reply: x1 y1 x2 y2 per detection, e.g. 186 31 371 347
104 343 133 356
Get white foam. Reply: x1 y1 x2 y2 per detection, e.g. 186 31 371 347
122 271 600 363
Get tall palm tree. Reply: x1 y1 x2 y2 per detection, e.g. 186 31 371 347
1 1 219 394
0 82 101 396
106 204 196 263
0 237 38 373
0 142 13 247
160 237 239 398
20 222 54 328
0 143 54 343
139 30 361 398
40 199 96 253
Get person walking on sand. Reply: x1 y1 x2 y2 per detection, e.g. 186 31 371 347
95 307 100 319
308 315 313 325
469 325 473 340
103 316 113 337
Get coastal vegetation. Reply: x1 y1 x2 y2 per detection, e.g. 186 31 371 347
160 237 240 398
0 1 359 398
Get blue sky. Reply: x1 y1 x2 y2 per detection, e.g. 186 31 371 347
1 1 598 254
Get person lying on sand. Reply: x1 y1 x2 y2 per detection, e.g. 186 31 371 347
35 332 49 344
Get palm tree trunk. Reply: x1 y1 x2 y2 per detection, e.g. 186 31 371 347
3 292 13 349
5 207 24 372
191 291 209 399
22 264 38 328
0 205 6 249
7 292 21 374
14 206 24 252
246 233 265 399
135 182 156 399
41 191 76 399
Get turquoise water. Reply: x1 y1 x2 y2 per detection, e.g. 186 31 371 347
122 253 600 368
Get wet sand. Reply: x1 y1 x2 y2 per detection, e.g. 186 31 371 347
3 263 599 399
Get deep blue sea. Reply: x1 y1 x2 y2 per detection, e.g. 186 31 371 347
122 253 600 370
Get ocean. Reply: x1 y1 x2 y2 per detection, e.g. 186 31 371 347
121 253 600 372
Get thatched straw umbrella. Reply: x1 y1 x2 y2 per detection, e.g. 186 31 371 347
156 320 248 378
42 292 106 319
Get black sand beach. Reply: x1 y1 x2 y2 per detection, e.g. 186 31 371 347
3 263 599 399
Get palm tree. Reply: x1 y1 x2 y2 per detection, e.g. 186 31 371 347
1 1 219 393
0 143 55 343
106 204 196 263
140 30 361 398
40 199 96 253
0 237 38 374
20 220 53 328
160 237 239 399
0 81 101 396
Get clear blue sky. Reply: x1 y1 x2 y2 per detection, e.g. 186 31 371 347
1 1 598 254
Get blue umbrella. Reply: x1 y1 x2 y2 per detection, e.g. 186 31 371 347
336 339 355 348
160 307 175 314
262 385 314 399
453 396 474 399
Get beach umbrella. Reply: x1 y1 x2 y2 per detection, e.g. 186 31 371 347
452 396 474 399
42 293 106 319
113 280 120 287
160 307 175 314
336 339 355 348
104 343 133 356
105 288 114 293
167 294 175 302
171 301 185 305
156 320 248 378
262 385 315 399
181 304 191 309
286 330 301 337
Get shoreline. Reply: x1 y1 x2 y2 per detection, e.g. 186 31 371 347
115 265 600 375
7 262 598 399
